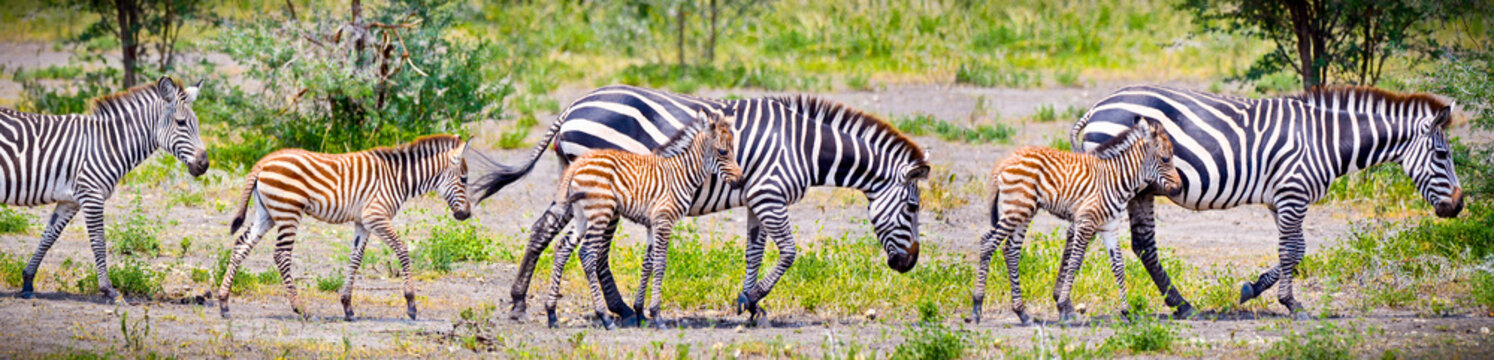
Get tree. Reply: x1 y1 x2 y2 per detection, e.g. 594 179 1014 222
1181 0 1452 90
61 0 209 87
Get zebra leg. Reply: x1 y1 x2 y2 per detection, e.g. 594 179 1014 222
510 202 569 320
970 225 1013 324
20 202 79 299
1126 195 1194 318
1098 223 1129 319
367 217 419 320
594 219 640 325
270 221 306 318
645 218 677 329
576 219 618 330
1245 203 1310 319
737 210 766 313
631 227 655 320
544 229 579 328
218 209 274 318
341 224 371 321
741 205 797 326
1055 221 1097 323
1002 222 1033 325
79 201 123 304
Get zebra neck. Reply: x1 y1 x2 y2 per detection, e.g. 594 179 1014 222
1312 109 1419 178
90 106 163 179
396 155 447 197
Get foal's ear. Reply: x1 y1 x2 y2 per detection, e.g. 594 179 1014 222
155 77 181 101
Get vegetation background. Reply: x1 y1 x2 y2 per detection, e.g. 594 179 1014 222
0 0 1490 358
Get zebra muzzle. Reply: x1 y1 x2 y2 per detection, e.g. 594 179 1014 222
1435 187 1464 218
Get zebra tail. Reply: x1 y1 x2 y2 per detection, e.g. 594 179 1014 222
1067 111 1094 152
471 115 567 204
229 170 260 235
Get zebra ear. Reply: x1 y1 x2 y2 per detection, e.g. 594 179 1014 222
184 79 202 103
1421 105 1453 134
155 77 180 102
905 164 930 181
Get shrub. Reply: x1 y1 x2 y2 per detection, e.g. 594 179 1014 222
0 206 32 234
0 252 25 287
109 207 162 258
1106 316 1179 354
893 113 1013 144
77 259 161 298
418 219 494 273
316 273 344 293
892 302 968 360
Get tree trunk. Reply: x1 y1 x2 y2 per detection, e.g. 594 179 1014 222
707 0 718 64
676 4 687 69
117 0 140 87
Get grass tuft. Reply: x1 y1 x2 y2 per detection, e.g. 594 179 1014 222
1259 322 1361 360
0 206 32 234
894 113 1013 144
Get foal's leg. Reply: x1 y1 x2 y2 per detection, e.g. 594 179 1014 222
644 216 677 328
217 207 275 318
545 229 580 328
340 224 372 321
270 219 306 318
365 211 418 320
1055 219 1098 323
1097 221 1130 319
971 220 1017 324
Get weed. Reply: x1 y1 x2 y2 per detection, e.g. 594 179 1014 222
77 259 162 298
891 323 969 360
119 309 152 354
894 113 1013 144
1474 273 1494 312
316 273 344 293
1106 315 1179 354
1010 333 1116 360
177 237 193 258
1260 322 1361 360
1046 135 1073 152
213 248 278 294
109 198 162 258
497 126 531 150
189 268 210 284
0 206 32 234
919 169 973 222
0 252 24 287
1031 104 1060 122
417 218 495 273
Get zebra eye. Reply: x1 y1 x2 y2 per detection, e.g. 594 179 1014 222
1434 149 1448 160
717 149 729 156
906 203 919 213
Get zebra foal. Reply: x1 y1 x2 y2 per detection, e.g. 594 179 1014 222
218 135 473 321
972 118 1180 325
544 110 742 329
4 77 210 303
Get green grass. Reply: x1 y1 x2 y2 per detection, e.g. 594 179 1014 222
1105 313 1181 355
497 126 531 150
417 218 501 273
0 206 33 234
76 259 162 298
1259 322 1361 360
0 252 25 288
212 248 282 295
316 273 344 293
893 113 1013 144
108 207 162 258
890 303 970 360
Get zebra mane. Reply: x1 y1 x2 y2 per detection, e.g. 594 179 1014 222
87 79 179 116
367 134 463 157
652 114 711 159
1089 120 1148 160
771 95 928 164
1295 86 1452 126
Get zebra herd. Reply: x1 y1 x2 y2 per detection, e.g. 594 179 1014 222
0 77 1464 327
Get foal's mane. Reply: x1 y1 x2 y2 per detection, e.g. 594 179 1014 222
652 113 713 159
1089 121 1148 160
367 135 462 157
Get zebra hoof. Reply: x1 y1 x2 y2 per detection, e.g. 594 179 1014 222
735 293 750 315
509 301 528 321
619 314 642 328
1239 284 1256 303
1059 311 1079 324
219 308 231 319
1015 312 1031 326
407 306 418 321
546 310 559 329
599 314 618 330
17 291 33 299
1290 311 1312 321
1173 302 1195 320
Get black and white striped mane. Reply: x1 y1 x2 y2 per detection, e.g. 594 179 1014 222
87 79 177 116
772 95 928 164
1088 122 1148 160
1294 86 1452 125
652 116 712 159
367 135 462 156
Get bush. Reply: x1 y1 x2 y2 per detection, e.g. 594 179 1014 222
0 252 25 287
1473 273 1494 312
316 273 344 293
0 206 32 234
76 259 162 298
418 219 494 273
210 0 511 166
1106 317 1179 354
892 302 968 360
108 205 162 258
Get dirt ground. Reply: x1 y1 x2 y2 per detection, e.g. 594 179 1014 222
0 46 1492 358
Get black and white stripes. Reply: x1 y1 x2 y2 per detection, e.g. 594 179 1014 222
6 77 210 302
472 85 930 324
1069 85 1464 318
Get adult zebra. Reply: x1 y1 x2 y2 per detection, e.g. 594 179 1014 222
4 77 211 302
1069 85 1464 319
472 85 929 323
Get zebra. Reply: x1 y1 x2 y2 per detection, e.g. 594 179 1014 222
3 77 210 303
971 117 1181 325
217 135 473 321
1069 85 1464 319
542 109 742 329
471 85 929 325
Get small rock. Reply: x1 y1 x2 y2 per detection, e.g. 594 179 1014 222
734 325 746 333
1076 303 1088 315
104 309 114 315
864 309 877 320
1481 327 1489 335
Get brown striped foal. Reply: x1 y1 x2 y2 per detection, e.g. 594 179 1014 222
545 109 742 329
218 135 472 321
971 118 1181 325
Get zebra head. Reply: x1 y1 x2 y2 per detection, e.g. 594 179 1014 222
1400 104 1464 218
1137 117 1183 196
153 77 210 177
868 162 929 273
700 109 744 186
440 139 474 221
